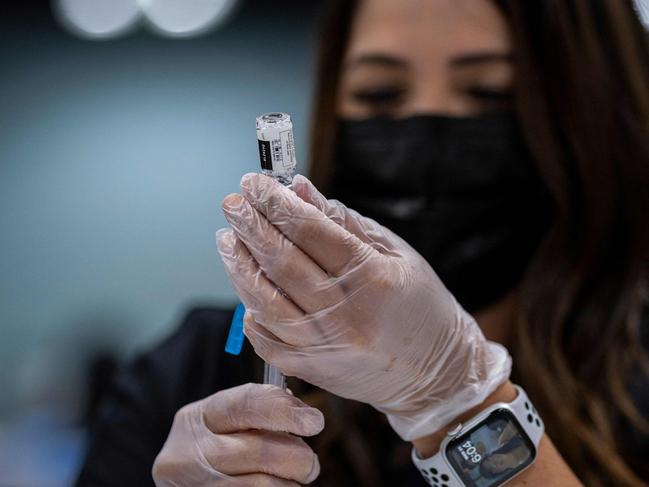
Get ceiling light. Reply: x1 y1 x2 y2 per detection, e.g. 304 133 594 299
55 0 141 39
139 0 239 38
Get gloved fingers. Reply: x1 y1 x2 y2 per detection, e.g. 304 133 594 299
243 313 294 373
291 174 398 254
199 383 324 437
243 315 305 377
243 315 338 382
217 228 303 320
203 430 320 484
173 477 298 487
221 196 346 315
153 384 323 486
217 230 329 346
229 474 300 486
239 173 378 276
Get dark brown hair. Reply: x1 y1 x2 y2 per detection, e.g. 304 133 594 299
306 1 649 485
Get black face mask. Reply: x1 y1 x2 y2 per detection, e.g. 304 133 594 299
327 113 553 312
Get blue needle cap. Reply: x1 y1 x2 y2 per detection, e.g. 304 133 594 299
225 303 246 355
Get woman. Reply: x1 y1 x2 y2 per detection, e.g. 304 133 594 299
77 0 649 486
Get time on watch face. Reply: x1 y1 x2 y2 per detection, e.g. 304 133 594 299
446 409 536 487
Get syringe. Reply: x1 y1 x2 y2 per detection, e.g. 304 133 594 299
254 112 299 390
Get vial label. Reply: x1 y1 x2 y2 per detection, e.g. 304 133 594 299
256 128 296 173
258 139 273 171
256 112 297 176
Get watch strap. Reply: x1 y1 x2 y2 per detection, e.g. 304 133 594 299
412 448 462 486
508 385 544 446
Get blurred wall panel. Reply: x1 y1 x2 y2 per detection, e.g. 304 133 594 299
0 1 320 419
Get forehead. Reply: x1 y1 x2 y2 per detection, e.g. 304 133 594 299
346 0 510 60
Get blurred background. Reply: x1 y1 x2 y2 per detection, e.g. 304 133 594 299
0 1 321 485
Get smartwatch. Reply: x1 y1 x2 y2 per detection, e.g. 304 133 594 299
411 385 544 487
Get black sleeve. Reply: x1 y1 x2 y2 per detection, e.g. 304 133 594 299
75 307 260 487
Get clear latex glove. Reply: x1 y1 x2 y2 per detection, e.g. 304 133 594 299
217 173 511 441
152 383 323 486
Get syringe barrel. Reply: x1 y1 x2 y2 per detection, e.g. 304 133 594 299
255 112 294 389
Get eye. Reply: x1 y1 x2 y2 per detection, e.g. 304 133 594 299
465 86 514 109
351 86 406 107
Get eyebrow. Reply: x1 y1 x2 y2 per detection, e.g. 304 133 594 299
450 52 513 67
347 51 513 70
346 53 410 70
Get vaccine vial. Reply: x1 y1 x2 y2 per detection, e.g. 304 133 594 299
256 112 297 187
255 112 296 390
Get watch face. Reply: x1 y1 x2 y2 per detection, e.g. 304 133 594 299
445 409 536 487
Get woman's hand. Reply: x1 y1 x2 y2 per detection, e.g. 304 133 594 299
217 173 511 441
152 383 323 486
